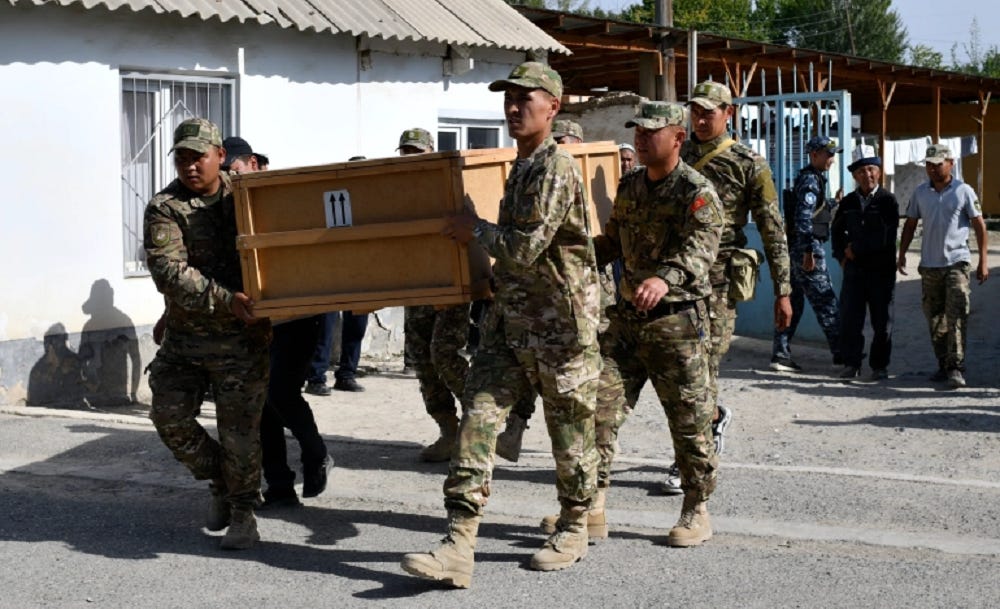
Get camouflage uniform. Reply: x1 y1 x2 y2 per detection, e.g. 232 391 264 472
681 131 791 409
552 119 584 142
395 127 472 452
404 304 470 420
144 122 270 512
445 135 601 516
773 156 841 362
592 103 724 499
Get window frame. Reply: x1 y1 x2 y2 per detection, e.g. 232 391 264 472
120 70 236 277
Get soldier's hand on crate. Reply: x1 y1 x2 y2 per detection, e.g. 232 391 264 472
443 208 480 244
230 292 261 324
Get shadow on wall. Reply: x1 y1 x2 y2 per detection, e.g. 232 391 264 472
26 279 142 409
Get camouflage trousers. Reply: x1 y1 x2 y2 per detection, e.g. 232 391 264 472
148 332 270 510
595 300 718 501
404 304 470 421
444 310 600 516
706 283 736 409
773 247 840 360
918 262 971 372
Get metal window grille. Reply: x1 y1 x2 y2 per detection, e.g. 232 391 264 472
120 72 235 276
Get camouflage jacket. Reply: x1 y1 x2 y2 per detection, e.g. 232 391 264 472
595 161 724 303
682 134 792 295
475 136 600 352
791 165 832 257
143 173 257 339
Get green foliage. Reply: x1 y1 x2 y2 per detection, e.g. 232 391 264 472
616 0 906 62
508 0 998 77
773 0 906 62
907 44 944 70
948 18 1000 77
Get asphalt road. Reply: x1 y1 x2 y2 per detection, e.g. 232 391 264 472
2 331 998 609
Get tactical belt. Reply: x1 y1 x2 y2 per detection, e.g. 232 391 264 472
622 299 697 320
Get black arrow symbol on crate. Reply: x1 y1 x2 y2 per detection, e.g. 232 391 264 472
328 192 349 226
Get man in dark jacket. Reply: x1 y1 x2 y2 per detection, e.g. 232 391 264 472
831 156 899 380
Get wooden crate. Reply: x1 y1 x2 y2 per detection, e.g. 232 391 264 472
233 141 619 318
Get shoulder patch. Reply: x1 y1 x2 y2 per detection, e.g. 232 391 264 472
151 225 171 247
689 197 708 215
804 192 817 206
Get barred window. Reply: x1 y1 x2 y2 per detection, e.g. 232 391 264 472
120 72 234 276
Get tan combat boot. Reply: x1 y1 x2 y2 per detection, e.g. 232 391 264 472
494 413 528 462
530 506 589 571
220 508 260 550
539 488 608 541
401 511 480 589
420 414 459 462
666 494 713 547
206 480 230 531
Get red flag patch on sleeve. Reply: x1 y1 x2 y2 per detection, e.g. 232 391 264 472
689 197 707 215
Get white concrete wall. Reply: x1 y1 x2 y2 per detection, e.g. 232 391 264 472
0 3 524 401
0 3 520 342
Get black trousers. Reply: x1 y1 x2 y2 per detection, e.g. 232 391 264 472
838 263 895 370
261 315 328 492
333 311 369 382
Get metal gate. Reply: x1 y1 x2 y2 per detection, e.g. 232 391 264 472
729 88 852 341
734 89 852 215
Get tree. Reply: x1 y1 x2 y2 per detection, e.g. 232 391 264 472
773 0 906 62
614 0 906 63
907 44 944 70
949 17 1000 77
619 0 770 40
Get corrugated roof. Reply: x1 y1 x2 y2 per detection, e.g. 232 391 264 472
10 0 568 53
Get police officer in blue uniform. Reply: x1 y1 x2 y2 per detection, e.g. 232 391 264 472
771 135 842 371
832 156 899 380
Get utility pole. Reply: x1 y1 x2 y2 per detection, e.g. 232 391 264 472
844 0 857 56
655 0 677 101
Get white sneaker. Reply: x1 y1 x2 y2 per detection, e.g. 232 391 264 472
770 356 802 372
660 462 683 495
712 404 733 455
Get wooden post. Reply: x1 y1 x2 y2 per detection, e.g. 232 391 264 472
974 90 991 201
933 86 941 143
877 79 896 187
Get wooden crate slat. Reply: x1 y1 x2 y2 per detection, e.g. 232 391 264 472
233 142 619 317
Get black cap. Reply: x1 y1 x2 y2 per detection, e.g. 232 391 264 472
221 136 253 169
847 156 882 173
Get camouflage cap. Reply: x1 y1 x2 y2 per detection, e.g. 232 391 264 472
625 101 688 129
552 119 584 141
397 128 434 152
488 61 563 99
923 143 953 164
171 118 222 153
689 81 733 110
805 135 842 154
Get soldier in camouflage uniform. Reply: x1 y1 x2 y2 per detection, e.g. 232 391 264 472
592 101 724 547
401 62 601 587
771 135 842 370
651 80 793 494
552 118 584 144
397 128 472 462
144 118 271 550
493 117 612 464
897 143 989 389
